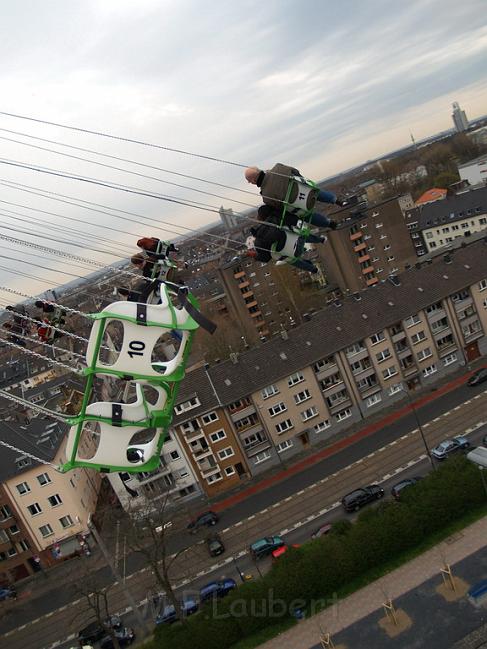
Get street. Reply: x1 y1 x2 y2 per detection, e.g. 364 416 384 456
1 381 487 649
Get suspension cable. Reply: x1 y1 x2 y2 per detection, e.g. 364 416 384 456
0 335 83 374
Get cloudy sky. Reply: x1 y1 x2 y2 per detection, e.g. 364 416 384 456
0 0 486 297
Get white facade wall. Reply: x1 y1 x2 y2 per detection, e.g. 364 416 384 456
459 156 487 186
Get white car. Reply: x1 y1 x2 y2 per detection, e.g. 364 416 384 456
431 436 470 460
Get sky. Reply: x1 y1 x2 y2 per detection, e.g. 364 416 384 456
0 0 486 297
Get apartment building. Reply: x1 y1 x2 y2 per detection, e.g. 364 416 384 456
0 420 101 581
318 196 417 293
107 430 202 514
171 366 251 496
406 186 487 255
204 238 487 469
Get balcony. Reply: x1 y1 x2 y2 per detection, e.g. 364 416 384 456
193 447 213 460
321 379 346 395
242 290 253 299
328 397 353 414
453 295 473 311
366 277 378 286
250 310 262 318
314 363 338 381
238 281 250 290
403 364 419 378
244 439 272 458
238 424 266 440
351 364 374 377
358 254 370 263
197 456 218 473
234 271 245 280
350 231 363 242
354 242 367 253
230 404 256 422
200 465 221 479
362 266 375 275
245 300 258 309
438 341 458 357
358 382 381 398
391 330 406 343
184 427 206 442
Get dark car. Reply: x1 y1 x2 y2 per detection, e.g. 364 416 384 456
431 435 470 460
207 533 225 557
78 615 122 644
311 523 332 540
467 368 487 386
187 510 218 534
199 578 237 603
341 485 385 512
100 627 135 648
391 477 422 500
249 536 285 559
0 586 16 601
155 598 198 624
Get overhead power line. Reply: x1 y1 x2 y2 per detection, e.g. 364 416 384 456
0 110 248 168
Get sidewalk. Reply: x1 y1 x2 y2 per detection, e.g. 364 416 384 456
257 515 487 649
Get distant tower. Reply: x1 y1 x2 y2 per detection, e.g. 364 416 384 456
219 206 238 231
410 131 417 150
452 102 469 132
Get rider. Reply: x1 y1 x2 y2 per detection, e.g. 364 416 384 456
244 163 351 230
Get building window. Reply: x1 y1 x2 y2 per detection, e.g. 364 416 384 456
59 515 74 529
388 383 403 395
39 524 54 538
294 389 311 404
314 420 331 433
422 364 437 377
224 466 236 477
268 402 287 417
0 504 12 520
0 529 8 543
16 482 30 495
370 332 385 345
48 494 62 507
301 406 318 422
27 503 42 516
7 547 17 557
275 418 293 434
335 408 352 422
479 279 487 291
366 394 382 408
277 440 294 453
19 539 30 552
174 397 200 415
37 473 52 486
218 447 235 460
382 366 398 380
404 315 421 328
201 412 219 425
206 473 222 484
376 348 391 363
443 353 458 366
411 331 427 345
254 450 271 465
181 419 199 434
169 450 180 461
261 384 279 399
209 430 226 443
9 525 19 535
287 372 304 386
417 347 433 362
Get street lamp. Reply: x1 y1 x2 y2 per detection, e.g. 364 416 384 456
399 385 436 471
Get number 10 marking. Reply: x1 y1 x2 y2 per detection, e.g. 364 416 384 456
127 340 146 358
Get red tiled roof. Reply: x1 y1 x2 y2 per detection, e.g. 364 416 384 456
415 188 447 205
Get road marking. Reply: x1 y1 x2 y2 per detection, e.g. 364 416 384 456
382 473 392 480
464 400 472 405
234 521 243 526
284 496 293 502
453 405 462 411
221 527 231 533
432 417 441 423
389 440 398 446
280 528 289 534
261 508 269 514
247 514 255 520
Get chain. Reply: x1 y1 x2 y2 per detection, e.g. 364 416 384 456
0 336 84 374
0 388 69 424
1 309 94 347
0 284 89 319
0 438 61 468
1 327 85 359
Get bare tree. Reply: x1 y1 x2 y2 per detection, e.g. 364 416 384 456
70 570 122 649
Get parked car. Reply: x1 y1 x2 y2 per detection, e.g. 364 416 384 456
467 368 487 386
100 627 135 648
482 434 487 448
341 485 384 512
431 436 470 460
311 523 332 540
187 510 218 534
0 586 16 601
207 533 225 557
78 616 122 644
391 477 422 500
250 536 285 559
199 578 237 603
156 598 198 624
271 544 300 560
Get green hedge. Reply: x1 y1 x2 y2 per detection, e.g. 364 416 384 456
152 457 485 649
